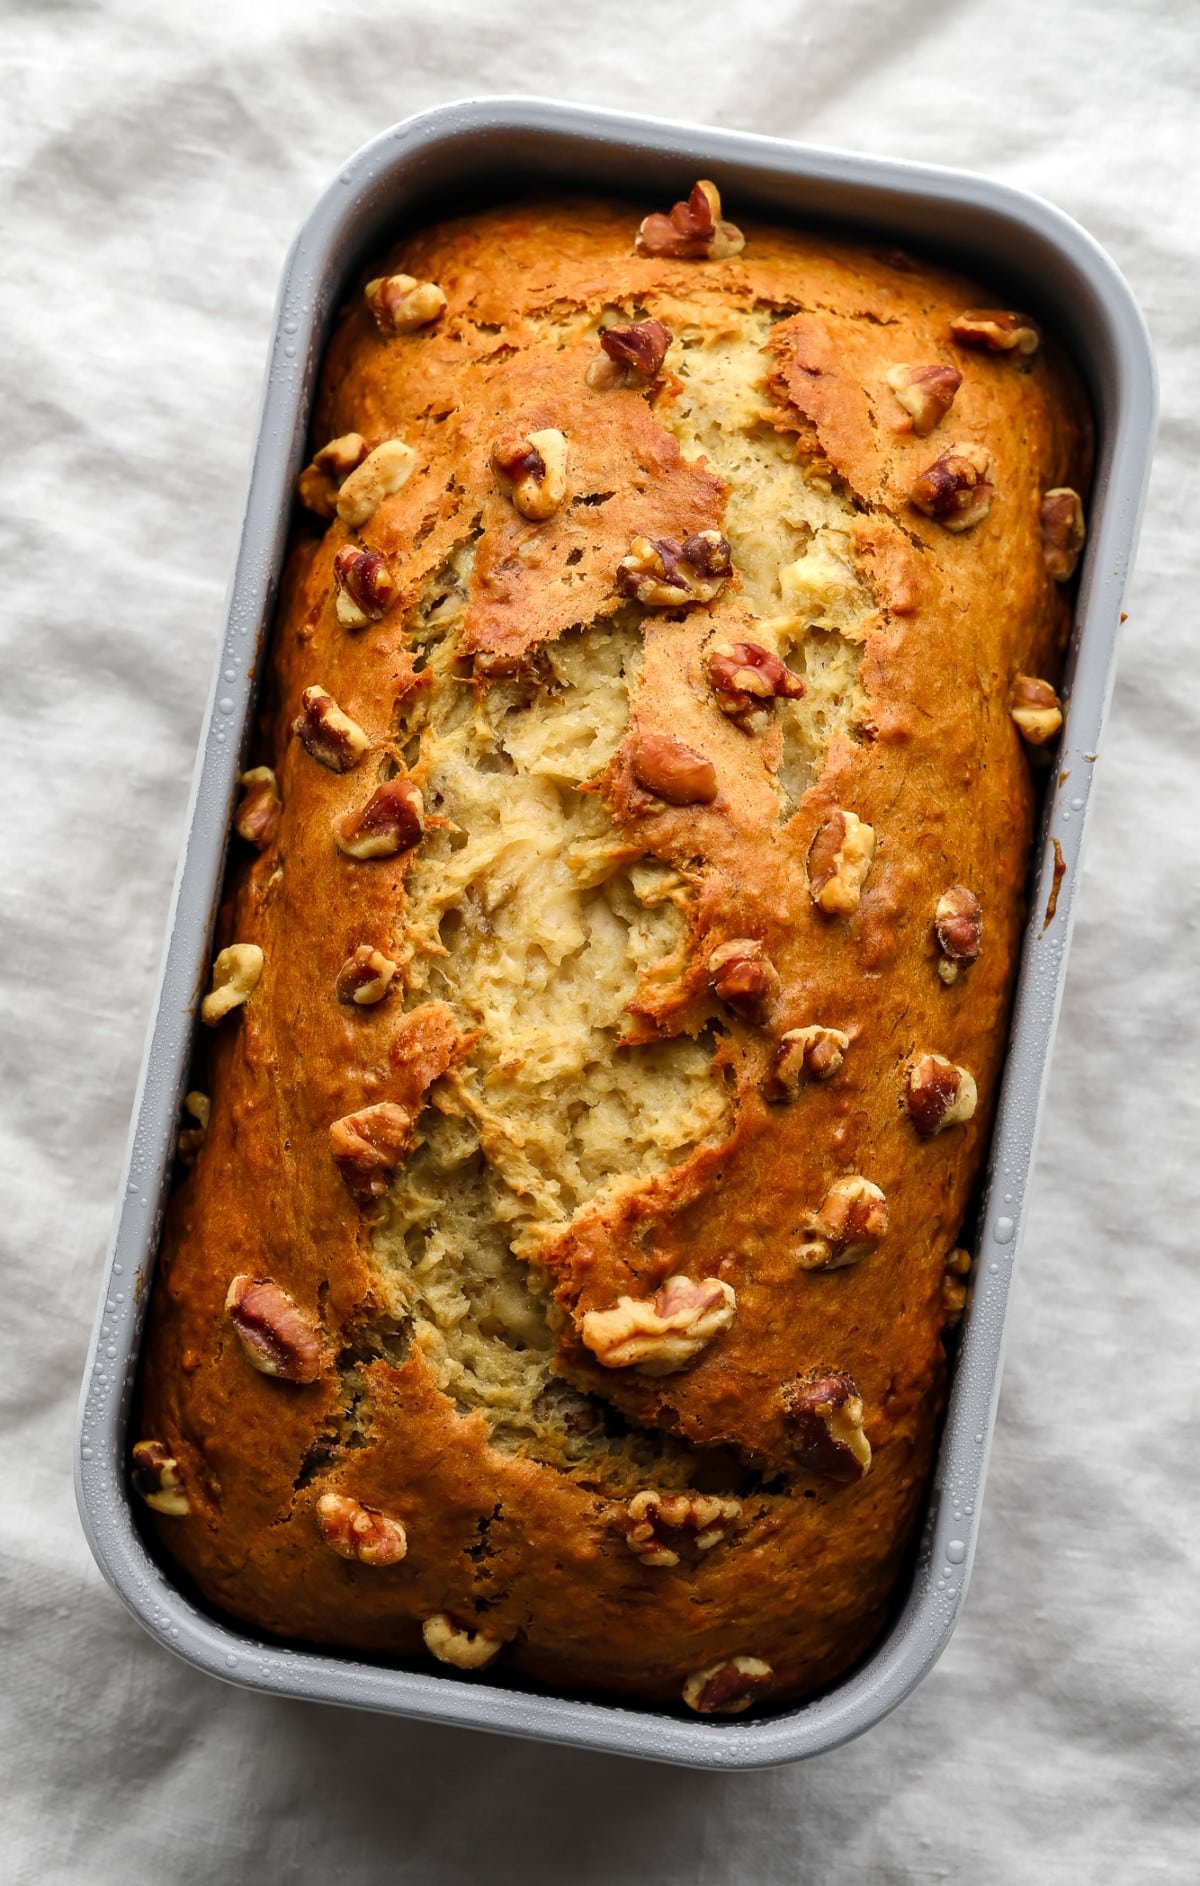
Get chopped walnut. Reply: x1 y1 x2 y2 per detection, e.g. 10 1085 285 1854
630 732 718 807
329 1100 415 1203
807 809 875 915
1009 675 1063 745
581 1274 736 1376
200 943 262 1025
950 309 1040 356
766 1025 850 1100
586 317 673 389
682 1657 774 1716
1040 488 1086 581
365 272 447 334
934 885 983 985
886 362 962 435
422 1613 505 1670
177 1089 210 1164
906 1052 978 1137
333 779 425 860
316 1492 408 1565
706 640 804 731
235 766 281 847
625 1491 742 1568
783 1372 872 1482
636 180 745 261
797 1176 888 1271
335 944 398 1006
707 938 779 1024
296 432 369 518
131 1440 190 1516
336 439 417 528
491 428 569 520
617 530 732 608
942 1246 972 1327
293 685 371 773
910 443 994 531
224 1275 324 1382
333 545 399 628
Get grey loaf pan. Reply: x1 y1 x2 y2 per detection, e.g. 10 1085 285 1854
75 97 1156 1770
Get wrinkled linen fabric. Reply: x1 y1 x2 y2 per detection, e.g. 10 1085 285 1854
2 1 1196 1880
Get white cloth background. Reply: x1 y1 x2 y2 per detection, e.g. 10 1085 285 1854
2 1 1197 1879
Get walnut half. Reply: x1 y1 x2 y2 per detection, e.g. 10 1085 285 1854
297 432 369 518
950 309 1040 356
886 363 962 436
422 1613 505 1670
329 1100 415 1203
492 428 569 520
1009 675 1063 745
200 943 262 1026
293 685 371 773
316 1492 408 1565
766 1025 850 1099
335 945 398 1006
910 444 994 531
334 545 398 628
807 809 875 915
796 1176 888 1271
906 1052 978 1137
581 1274 736 1377
934 885 983 985
224 1275 325 1383
586 318 673 390
706 640 804 731
617 531 732 608
1040 488 1086 581
333 779 425 859
235 766 281 847
783 1372 872 1483
624 1491 742 1568
682 1657 774 1716
365 273 446 334
630 732 718 807
707 938 779 1024
336 439 417 529
131 1440 189 1516
636 180 745 261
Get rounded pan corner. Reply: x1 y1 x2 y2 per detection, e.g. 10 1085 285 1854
78 95 1157 1768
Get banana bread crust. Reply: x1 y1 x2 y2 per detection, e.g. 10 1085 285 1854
135 189 1090 1710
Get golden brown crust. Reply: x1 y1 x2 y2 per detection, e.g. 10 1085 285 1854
135 191 1091 1710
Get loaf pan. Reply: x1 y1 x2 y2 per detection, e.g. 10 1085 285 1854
75 96 1156 1770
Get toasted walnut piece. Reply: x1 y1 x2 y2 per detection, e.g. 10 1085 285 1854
943 1246 972 1327
224 1275 324 1383
934 886 983 985
617 530 732 608
586 317 674 390
797 1176 889 1272
329 1100 415 1203
491 427 569 521
636 179 745 261
177 1089 210 1164
1009 675 1063 745
335 944 398 1006
581 1274 736 1377
422 1613 505 1671
624 1491 742 1568
906 1052 978 1137
365 272 447 335
807 809 875 915
950 308 1040 355
316 1492 408 1566
682 1657 774 1716
333 545 399 629
131 1440 190 1516
336 439 417 528
293 685 371 773
333 779 425 860
910 443 994 531
630 732 718 807
707 640 804 731
783 1372 872 1483
296 432 369 517
200 943 262 1026
235 766 281 847
766 1025 850 1100
707 938 779 1024
1040 488 1086 581
886 362 962 436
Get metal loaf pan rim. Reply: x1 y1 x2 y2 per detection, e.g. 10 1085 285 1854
75 95 1157 1771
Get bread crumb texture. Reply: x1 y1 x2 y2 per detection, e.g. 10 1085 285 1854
137 191 1090 1710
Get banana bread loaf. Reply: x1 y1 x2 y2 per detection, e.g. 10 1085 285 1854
133 181 1091 1715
